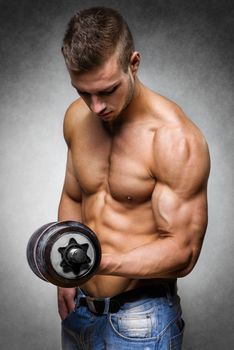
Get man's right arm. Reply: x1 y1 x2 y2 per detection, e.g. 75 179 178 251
58 150 82 222
57 106 83 320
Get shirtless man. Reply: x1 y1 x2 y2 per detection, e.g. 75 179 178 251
58 7 210 350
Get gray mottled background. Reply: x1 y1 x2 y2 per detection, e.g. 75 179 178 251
0 0 233 349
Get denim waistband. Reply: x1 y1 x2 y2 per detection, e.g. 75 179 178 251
77 282 177 315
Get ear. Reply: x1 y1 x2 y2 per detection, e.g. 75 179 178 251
129 51 140 76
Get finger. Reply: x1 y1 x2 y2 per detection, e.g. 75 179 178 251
58 294 69 320
66 295 76 313
58 299 69 320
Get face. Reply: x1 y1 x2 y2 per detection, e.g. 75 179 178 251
69 52 139 122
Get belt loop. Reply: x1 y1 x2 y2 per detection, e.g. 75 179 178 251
86 297 97 313
75 288 80 307
103 298 110 314
165 283 174 307
76 287 85 308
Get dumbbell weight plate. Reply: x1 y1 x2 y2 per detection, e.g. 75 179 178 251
44 221 101 287
26 222 56 281
27 221 101 288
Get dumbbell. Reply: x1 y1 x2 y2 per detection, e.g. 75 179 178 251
26 221 101 288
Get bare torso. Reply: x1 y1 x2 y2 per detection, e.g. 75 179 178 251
64 86 205 297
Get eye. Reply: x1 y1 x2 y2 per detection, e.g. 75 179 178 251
100 85 119 96
77 90 90 98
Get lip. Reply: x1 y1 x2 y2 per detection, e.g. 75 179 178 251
97 112 112 118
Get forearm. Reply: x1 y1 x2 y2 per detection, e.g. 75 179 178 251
98 237 196 279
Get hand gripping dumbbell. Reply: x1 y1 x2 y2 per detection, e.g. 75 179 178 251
26 221 101 288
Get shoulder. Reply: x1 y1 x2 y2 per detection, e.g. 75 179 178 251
151 102 210 195
63 98 90 146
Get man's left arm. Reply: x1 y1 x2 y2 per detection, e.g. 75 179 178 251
98 126 210 279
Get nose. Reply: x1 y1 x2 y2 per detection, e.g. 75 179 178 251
90 95 106 115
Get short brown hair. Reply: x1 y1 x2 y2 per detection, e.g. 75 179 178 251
62 7 135 72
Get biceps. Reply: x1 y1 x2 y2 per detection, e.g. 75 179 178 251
58 151 82 221
152 183 208 245
62 150 82 203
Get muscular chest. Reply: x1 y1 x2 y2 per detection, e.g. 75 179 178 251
72 124 156 203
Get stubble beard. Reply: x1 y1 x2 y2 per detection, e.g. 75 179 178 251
113 74 135 122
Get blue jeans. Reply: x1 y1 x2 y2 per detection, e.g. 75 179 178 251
62 286 185 350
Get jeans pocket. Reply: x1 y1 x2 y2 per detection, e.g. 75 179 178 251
61 307 76 323
109 302 156 340
118 314 152 338
169 319 185 350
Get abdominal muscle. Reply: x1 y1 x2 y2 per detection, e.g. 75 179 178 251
79 190 163 298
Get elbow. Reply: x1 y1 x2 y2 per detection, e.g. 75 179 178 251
177 265 194 278
176 247 201 278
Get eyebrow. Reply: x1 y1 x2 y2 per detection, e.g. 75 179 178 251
71 82 119 95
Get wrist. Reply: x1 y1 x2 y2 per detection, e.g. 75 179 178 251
97 253 123 276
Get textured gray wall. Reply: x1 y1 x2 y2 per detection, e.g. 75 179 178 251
0 1 233 349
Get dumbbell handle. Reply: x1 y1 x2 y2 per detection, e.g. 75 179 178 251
66 247 88 264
